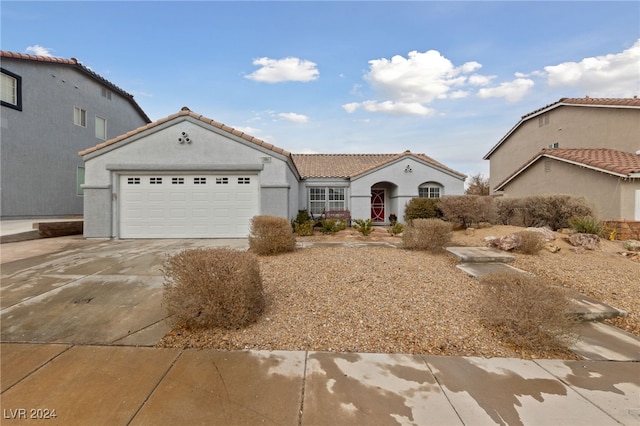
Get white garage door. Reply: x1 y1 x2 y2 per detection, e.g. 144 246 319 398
119 174 259 238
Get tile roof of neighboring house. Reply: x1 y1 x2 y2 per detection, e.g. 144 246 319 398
494 148 640 191
483 97 640 159
522 97 640 119
1 51 151 123
79 107 292 158
292 151 466 179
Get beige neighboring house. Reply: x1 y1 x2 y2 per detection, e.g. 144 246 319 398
483 97 640 221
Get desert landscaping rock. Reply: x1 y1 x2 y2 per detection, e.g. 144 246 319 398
160 225 640 359
567 233 601 250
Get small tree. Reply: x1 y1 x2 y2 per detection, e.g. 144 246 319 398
465 173 490 196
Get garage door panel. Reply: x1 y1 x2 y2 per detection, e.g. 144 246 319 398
148 191 165 202
120 174 259 238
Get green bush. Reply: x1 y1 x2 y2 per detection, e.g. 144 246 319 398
319 218 347 234
162 248 264 329
387 221 404 236
438 195 496 228
495 195 593 230
403 198 442 223
514 231 545 255
568 215 606 237
249 215 296 255
477 270 578 352
353 218 373 236
294 220 315 236
402 218 452 251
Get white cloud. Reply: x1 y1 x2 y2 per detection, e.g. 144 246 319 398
26 45 53 56
342 102 360 114
468 74 494 86
245 57 319 83
344 100 434 116
278 112 309 123
365 50 483 104
347 49 492 116
477 78 534 102
543 39 640 97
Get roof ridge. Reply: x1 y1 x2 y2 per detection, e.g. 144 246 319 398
1 50 151 123
522 96 640 119
79 107 292 158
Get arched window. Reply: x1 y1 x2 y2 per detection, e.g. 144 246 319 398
418 182 443 198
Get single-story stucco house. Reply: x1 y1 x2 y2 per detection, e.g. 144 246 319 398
79 107 466 239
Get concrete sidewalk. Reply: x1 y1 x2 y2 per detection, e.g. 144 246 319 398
1 343 639 425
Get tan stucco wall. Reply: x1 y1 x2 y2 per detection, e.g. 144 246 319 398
488 106 640 194
500 159 640 220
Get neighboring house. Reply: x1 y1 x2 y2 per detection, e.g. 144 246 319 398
483 97 640 221
0 51 151 218
79 107 465 239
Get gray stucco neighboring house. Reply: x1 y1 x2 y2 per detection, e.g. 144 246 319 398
0 51 151 218
79 107 466 239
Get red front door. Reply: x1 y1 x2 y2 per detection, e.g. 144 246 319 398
371 189 385 222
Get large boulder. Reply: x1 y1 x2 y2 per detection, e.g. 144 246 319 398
486 234 520 251
566 233 601 250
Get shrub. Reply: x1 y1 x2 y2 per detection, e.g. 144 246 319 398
477 270 578 352
495 195 593 230
353 218 374 236
402 218 452 251
162 248 264 329
465 173 490 196
387 221 404 236
319 218 346 234
403 198 442 223
568 215 606 237
292 209 315 236
514 230 545 255
294 209 312 225
249 215 296 255
438 195 496 228
293 220 315 236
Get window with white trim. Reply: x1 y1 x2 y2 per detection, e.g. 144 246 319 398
101 87 112 100
127 177 140 185
418 182 443 198
1 68 21 110
150 177 162 184
308 187 346 215
74 107 86 127
238 177 251 184
194 177 206 184
216 177 228 184
95 116 107 139
172 177 184 184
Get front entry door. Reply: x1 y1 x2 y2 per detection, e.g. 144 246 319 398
371 189 385 222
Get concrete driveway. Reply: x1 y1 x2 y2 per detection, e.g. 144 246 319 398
1 236 248 346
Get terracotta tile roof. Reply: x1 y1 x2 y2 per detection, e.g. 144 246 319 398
79 107 292 158
1 51 151 123
484 97 640 159
291 151 466 179
495 148 640 190
522 96 640 119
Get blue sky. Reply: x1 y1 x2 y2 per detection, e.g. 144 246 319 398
2 1 639 179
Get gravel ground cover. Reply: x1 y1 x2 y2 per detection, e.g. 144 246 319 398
158 226 639 359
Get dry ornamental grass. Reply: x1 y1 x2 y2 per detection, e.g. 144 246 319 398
159 226 640 360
